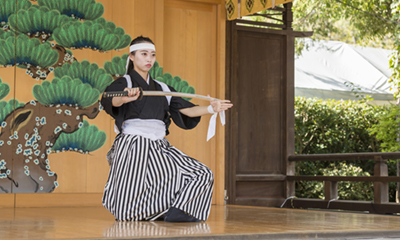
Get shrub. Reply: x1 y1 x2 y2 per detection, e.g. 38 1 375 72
294 97 396 201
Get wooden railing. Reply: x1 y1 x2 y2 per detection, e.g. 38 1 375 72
283 152 400 214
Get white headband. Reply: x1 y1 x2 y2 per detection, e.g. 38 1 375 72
129 43 156 52
125 43 156 74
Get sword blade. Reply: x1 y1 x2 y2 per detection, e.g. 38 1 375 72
102 90 219 101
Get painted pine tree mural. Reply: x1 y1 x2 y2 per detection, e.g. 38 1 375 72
0 0 129 193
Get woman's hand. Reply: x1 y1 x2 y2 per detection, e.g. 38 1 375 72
178 96 233 117
122 87 141 102
209 98 233 113
112 87 141 107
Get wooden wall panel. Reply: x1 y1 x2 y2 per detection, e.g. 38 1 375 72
0 0 226 207
236 182 284 198
163 0 221 204
0 194 14 208
50 152 87 193
236 33 284 174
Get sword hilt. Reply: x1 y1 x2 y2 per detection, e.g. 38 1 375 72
102 87 143 100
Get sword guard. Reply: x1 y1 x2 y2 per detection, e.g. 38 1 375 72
138 87 143 100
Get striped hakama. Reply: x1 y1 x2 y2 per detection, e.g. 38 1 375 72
102 134 214 221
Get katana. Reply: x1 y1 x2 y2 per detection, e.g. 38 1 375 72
103 88 220 101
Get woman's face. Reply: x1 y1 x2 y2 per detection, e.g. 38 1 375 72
130 48 156 74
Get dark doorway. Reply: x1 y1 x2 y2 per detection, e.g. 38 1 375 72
225 3 312 206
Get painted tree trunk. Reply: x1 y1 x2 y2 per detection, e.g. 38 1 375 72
0 101 100 193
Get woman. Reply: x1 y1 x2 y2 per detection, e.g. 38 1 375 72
101 36 232 222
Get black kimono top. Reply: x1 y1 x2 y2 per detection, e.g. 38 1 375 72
101 70 200 135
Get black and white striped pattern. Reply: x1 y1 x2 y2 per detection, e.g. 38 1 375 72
102 134 214 221
103 221 211 237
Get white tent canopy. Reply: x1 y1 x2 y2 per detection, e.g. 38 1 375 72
295 39 395 102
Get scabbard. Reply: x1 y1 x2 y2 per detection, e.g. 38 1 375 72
103 89 219 101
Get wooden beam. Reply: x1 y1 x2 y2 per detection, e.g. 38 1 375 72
236 174 286 181
284 198 400 214
236 19 286 29
289 152 400 161
287 176 400 182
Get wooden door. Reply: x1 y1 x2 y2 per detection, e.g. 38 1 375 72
225 12 297 206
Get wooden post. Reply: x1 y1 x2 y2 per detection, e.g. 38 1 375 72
397 160 400 203
374 156 389 204
324 181 338 201
285 2 296 199
283 3 293 30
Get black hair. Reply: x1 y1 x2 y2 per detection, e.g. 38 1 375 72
126 35 155 74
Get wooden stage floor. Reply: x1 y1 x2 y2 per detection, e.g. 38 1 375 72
1 205 400 240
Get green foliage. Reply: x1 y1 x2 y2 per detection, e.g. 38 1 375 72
0 35 58 68
0 29 15 40
150 61 195 101
33 76 100 107
0 0 32 27
293 0 396 52
8 5 73 39
37 0 104 20
53 60 112 93
367 104 400 201
294 97 396 201
297 162 373 201
0 99 25 123
53 17 131 51
295 97 384 154
323 163 373 201
155 73 195 101
389 51 400 99
369 104 400 152
149 61 164 79
390 2 400 87
0 78 10 101
52 120 106 153
103 54 129 77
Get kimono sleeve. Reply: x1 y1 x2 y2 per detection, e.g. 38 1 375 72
100 78 127 120
168 86 201 130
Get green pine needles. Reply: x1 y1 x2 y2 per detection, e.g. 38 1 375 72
0 29 14 40
54 60 113 93
149 61 164 79
150 61 195 101
156 73 195 101
103 53 129 78
0 79 10 101
37 0 104 20
0 99 25 123
52 120 106 153
33 76 100 107
0 35 58 69
0 0 32 27
53 17 131 51
8 5 73 42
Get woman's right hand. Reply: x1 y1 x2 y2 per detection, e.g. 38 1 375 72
121 87 141 103
112 87 141 107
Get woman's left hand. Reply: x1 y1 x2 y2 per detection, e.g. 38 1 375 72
210 98 233 113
